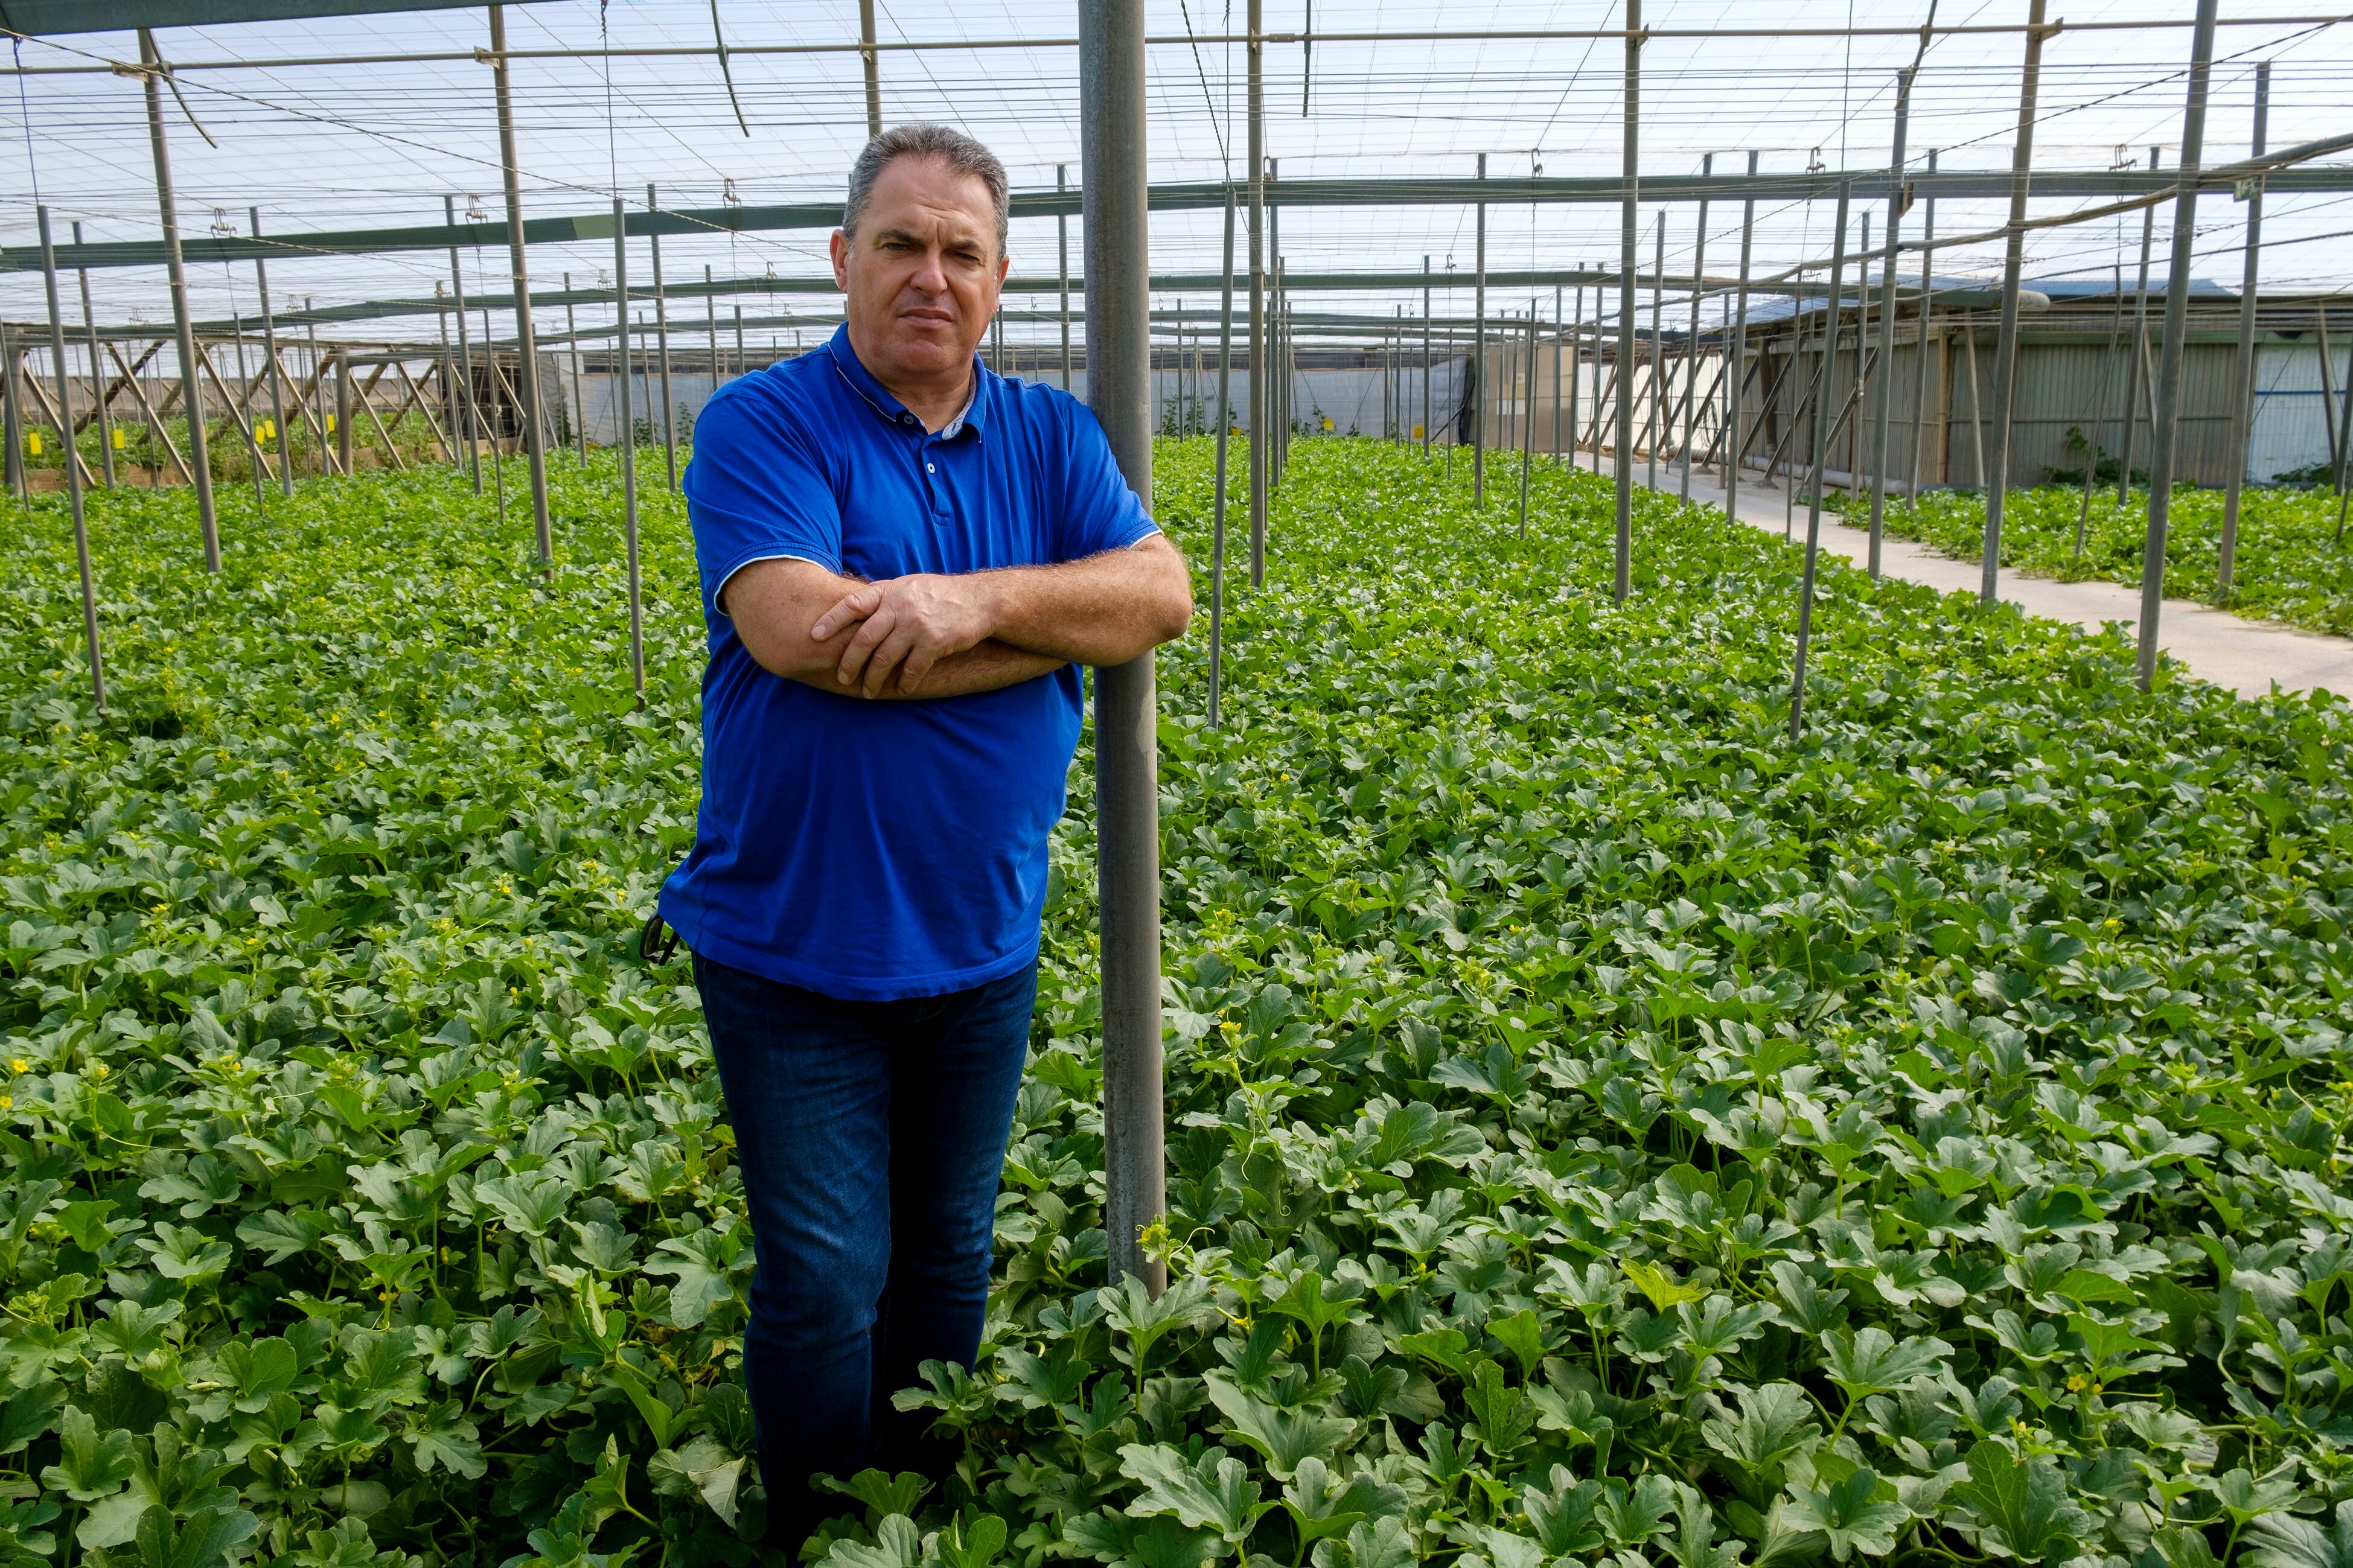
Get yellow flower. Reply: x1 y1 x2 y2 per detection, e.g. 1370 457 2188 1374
8 1059 25 1074
86 1061 108 1080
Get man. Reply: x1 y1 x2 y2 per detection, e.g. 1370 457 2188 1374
656 124 1192 1550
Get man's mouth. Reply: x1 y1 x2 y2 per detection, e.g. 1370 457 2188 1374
900 307 955 328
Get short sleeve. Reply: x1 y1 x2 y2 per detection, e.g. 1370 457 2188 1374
681 383 844 617
1052 398 1160 563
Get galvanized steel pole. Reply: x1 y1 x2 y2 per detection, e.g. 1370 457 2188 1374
1080 0 1167 1298
649 184 678 489
860 0 883 137
1678 155 1711 501
1422 257 1432 453
1210 182 1236 727
1727 150 1757 520
1792 182 1851 742
1059 165 1074 390
2136 0 2220 692
611 199 646 701
37 207 104 712
1247 0 1266 585
1475 153 1488 505
490 5 554 566
1647 214 1663 491
1616 0 1640 601
1978 0 2050 605
1554 283 1564 464
1519 304 1535 535
72 224 115 489
138 29 217 572
564 272 587 465
1909 150 1938 497
1865 67 1914 578
2217 61 2267 600
444 195 484 492
2119 149 2159 506
247 211 289 495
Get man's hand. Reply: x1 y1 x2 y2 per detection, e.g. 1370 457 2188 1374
724 558 1061 701
813 574 1004 698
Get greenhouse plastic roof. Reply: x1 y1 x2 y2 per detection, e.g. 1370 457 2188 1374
0 0 551 35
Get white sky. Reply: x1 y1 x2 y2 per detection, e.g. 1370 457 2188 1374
2 1 2349 348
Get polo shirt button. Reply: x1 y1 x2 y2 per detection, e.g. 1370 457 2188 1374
926 462 936 473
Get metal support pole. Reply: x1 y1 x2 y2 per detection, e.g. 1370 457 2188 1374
247 211 290 495
2137 0 2220 692
445 196 484 492
1210 182 1236 727
1866 67 1914 578
2119 149 2160 505
1678 156 1711 500
859 0 883 139
735 305 745 378
1647 214 1664 490
336 353 355 474
139 29 218 570
1247 0 1266 584
73 223 115 489
2077 264 2125 555
1475 153 1488 505
1519 304 1536 536
1615 0 1640 601
2218 62 2267 600
705 266 722 390
490 6 554 565
1058 165 1074 390
1554 283 1564 463
1422 256 1432 453
564 273 587 464
1 325 21 499
1978 0 2051 606
1791 182 1851 742
1570 284 1585 468
1909 150 1938 498
1079 0 1166 1299
650 184 678 489
611 199 647 700
37 208 104 711
1727 150 1757 519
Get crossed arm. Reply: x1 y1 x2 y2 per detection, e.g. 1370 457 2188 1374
722 533 1193 700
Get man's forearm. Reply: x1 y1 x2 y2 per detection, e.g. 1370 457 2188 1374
783 638 1062 700
972 540 1193 666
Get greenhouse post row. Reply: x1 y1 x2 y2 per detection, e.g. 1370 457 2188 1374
7 1 2353 1298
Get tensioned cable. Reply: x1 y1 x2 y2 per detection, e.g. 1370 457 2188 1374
1176 0 1231 177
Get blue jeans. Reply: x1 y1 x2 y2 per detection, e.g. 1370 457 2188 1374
692 951 1037 1549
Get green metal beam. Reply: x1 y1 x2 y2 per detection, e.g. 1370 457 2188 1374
13 161 2353 273
0 0 552 34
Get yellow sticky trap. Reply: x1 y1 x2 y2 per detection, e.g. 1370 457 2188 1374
325 415 337 433
25 433 40 456
1321 416 1333 433
112 428 125 450
1413 425 1425 439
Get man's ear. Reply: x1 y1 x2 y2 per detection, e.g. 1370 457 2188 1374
831 229 853 292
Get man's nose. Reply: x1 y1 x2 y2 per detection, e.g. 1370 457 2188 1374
907 244 950 294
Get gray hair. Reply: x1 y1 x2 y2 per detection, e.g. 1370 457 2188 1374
843 124 1010 257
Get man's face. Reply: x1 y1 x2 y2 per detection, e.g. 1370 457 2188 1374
831 155 1007 386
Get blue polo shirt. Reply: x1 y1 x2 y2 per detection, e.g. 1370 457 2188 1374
658 325 1158 1001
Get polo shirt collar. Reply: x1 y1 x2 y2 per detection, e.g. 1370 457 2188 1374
825 322 992 439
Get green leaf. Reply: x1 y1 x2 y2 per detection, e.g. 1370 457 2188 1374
1780 1467 1908 1561
1463 1361 1535 1460
822 1469 933 1520
1119 1442 1272 1542
1948 1441 2092 1562
1279 1457 1406 1546
1202 1373 1355 1481
2247 1502 2353 1568
39 1406 135 1502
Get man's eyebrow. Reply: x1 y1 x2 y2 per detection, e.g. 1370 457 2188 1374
870 223 991 252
